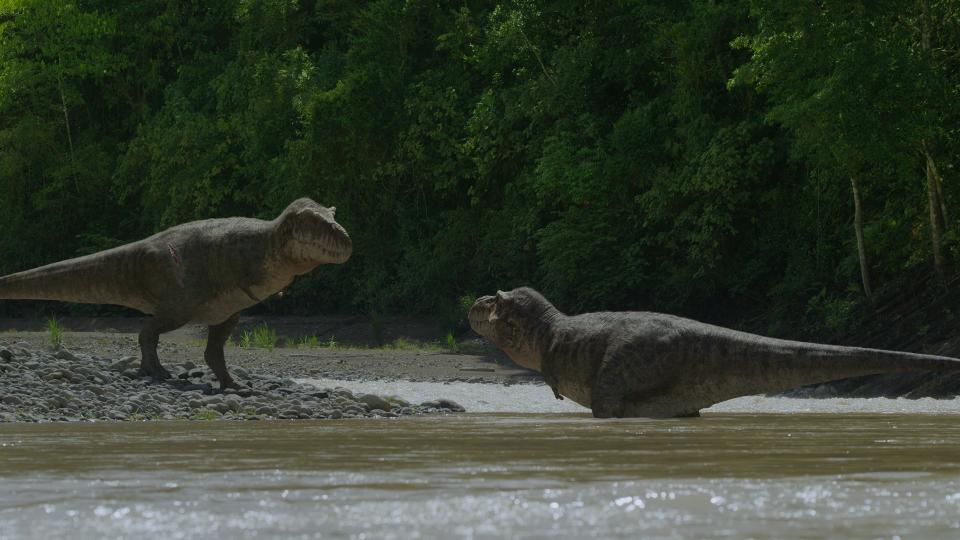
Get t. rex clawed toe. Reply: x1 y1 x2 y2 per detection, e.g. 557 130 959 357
0 198 352 389
469 287 960 418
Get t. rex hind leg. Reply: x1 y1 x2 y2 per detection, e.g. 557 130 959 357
591 359 630 418
205 313 240 390
591 352 680 418
138 316 186 380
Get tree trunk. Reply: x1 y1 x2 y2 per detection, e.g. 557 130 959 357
926 147 948 283
850 175 873 299
56 60 80 194
57 67 75 158
935 163 949 229
927 154 947 281
920 0 950 284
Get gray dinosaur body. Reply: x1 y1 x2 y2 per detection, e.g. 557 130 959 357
469 287 960 418
0 198 352 389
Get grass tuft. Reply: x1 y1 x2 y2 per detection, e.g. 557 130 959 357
376 337 444 352
297 334 320 349
444 332 458 352
229 327 474 354
46 317 63 349
240 324 278 350
384 337 418 351
192 409 221 421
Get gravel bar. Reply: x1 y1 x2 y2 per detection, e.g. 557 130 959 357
0 342 464 423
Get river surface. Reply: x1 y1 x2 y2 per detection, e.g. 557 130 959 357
3 380 960 539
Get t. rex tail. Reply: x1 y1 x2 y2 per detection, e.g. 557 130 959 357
0 247 143 308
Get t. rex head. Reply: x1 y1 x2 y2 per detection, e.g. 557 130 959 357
274 198 353 272
468 287 560 371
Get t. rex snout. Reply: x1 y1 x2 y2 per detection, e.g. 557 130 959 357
328 223 353 263
468 295 496 337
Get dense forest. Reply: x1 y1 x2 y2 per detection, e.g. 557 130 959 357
1 0 958 341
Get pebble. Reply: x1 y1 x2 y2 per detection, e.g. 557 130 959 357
420 399 465 412
357 394 392 411
55 349 81 363
110 357 137 371
0 342 465 423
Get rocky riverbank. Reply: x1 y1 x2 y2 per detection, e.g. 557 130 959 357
4 309 960 424
0 318 540 383
0 342 464 423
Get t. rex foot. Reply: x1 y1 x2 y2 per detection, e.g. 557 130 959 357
138 364 173 381
218 379 242 392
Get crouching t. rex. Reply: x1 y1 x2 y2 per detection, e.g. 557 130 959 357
0 198 352 390
469 287 960 418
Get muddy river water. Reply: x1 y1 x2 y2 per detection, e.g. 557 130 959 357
2 381 960 539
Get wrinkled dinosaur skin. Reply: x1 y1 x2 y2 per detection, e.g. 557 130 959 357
0 198 352 389
469 287 960 418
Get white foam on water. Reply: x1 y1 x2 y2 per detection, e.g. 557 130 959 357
298 378 588 413
299 378 960 415
706 394 960 414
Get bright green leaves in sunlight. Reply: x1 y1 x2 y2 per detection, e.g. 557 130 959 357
0 0 120 268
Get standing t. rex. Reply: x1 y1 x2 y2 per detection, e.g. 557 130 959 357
0 198 352 389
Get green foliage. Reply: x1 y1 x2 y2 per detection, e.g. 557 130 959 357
437 293 478 335
1 0 958 338
240 324 278 349
296 334 320 349
378 337 441 352
445 332 458 352
46 317 62 349
191 409 222 421
294 333 342 349
384 337 419 351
